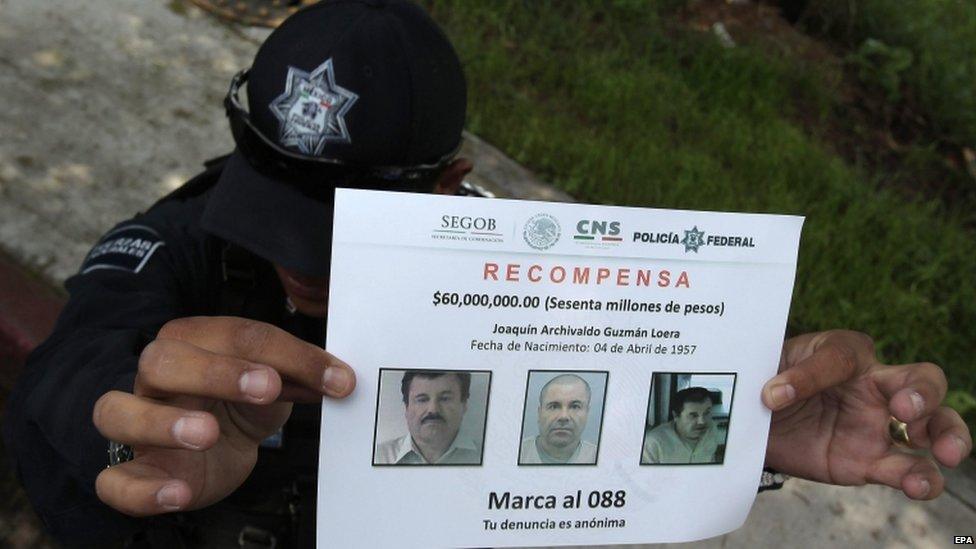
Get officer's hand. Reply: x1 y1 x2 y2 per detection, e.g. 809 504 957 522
92 316 355 516
763 330 971 499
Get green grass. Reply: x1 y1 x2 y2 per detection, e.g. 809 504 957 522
802 0 976 148
425 1 976 429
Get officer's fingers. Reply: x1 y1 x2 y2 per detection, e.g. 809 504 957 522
930 408 973 468
865 452 944 500
96 460 192 517
762 340 862 411
157 317 355 397
906 406 972 467
94 391 219 450
136 338 281 404
872 362 948 423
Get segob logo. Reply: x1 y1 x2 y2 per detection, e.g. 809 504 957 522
523 213 561 250
431 214 503 243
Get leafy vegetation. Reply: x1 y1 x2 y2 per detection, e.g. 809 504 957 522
802 0 976 148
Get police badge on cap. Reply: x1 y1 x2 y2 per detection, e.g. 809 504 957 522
202 0 467 276
270 59 359 155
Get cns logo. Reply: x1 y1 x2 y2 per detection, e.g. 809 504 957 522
574 220 622 247
523 213 561 250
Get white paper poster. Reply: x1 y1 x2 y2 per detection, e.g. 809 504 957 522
320 189 803 548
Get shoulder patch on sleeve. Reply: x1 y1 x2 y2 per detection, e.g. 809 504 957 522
79 224 166 275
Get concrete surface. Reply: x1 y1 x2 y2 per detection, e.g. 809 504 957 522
0 0 569 284
0 0 973 547
0 0 267 283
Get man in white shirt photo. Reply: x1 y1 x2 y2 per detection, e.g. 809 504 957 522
520 373 601 465
375 371 481 465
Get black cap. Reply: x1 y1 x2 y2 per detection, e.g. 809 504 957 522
201 0 466 276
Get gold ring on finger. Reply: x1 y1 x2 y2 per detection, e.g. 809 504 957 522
888 416 911 447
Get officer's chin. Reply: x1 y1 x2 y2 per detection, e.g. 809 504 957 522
288 294 329 318
274 264 329 317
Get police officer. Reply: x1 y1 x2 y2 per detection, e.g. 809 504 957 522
3 0 972 547
4 1 471 545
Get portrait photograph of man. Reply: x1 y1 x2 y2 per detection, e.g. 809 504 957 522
640 373 737 465
373 369 491 466
518 371 608 466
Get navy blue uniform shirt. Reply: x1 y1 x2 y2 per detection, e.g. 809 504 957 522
2 183 325 546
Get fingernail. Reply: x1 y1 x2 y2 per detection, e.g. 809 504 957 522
156 483 184 510
173 416 209 449
769 384 796 408
916 478 930 498
322 366 352 394
909 391 925 419
953 435 968 457
239 369 270 400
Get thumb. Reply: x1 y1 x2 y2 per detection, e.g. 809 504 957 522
762 341 862 411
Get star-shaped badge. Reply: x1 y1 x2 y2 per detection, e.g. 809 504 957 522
269 58 358 155
681 226 706 253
